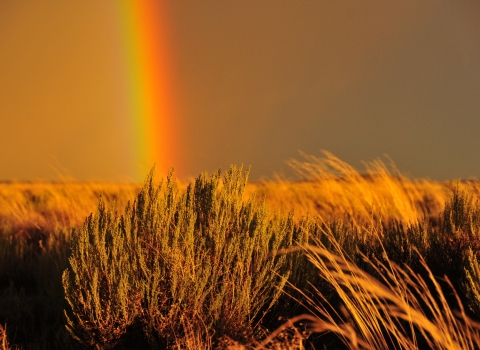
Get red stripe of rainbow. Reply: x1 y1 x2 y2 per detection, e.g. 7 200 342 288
115 0 179 180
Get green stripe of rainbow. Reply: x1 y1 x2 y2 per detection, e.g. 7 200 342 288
115 0 179 180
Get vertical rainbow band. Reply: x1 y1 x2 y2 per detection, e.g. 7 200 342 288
115 0 178 180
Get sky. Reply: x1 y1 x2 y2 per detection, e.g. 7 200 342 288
1 0 480 182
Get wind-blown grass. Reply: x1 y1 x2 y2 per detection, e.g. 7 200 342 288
291 233 480 350
252 151 451 227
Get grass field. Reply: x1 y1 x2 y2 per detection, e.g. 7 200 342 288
1 153 480 349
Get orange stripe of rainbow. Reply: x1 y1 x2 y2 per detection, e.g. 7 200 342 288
115 0 178 180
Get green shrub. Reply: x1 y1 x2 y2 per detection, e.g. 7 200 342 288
463 248 480 316
440 186 480 317
423 186 480 308
63 166 294 348
442 185 480 237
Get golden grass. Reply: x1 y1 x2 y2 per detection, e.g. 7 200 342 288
0 324 11 350
250 152 454 227
2 153 480 349
0 181 141 244
1 152 479 239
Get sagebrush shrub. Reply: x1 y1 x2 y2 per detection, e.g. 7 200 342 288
63 166 295 348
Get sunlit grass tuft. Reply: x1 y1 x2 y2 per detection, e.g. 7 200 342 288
252 151 455 227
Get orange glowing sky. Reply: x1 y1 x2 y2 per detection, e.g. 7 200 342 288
1 1 480 181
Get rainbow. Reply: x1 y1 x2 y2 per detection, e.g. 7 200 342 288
113 0 179 181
